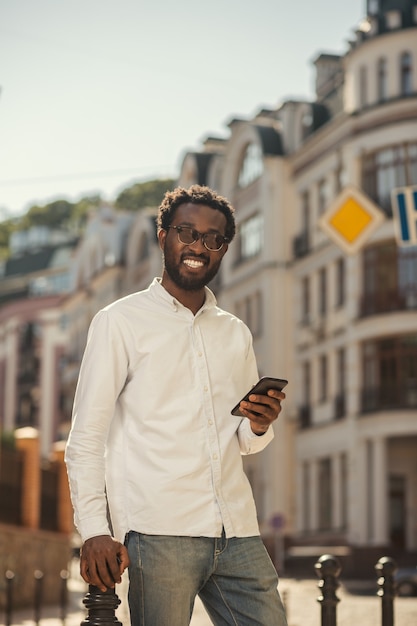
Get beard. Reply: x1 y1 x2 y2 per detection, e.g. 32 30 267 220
163 250 222 292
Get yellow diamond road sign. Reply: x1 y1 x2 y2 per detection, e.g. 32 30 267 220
319 186 385 254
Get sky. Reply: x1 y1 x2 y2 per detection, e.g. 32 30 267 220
0 0 365 219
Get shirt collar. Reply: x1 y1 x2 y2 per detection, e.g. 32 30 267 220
150 277 217 313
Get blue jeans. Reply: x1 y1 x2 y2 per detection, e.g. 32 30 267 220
125 530 287 626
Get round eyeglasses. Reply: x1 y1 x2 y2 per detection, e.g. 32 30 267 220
167 225 228 251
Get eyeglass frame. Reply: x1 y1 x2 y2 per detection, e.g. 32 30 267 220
166 225 229 251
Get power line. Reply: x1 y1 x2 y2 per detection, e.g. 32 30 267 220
0 165 176 187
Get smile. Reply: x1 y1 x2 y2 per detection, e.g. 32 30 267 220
183 258 206 269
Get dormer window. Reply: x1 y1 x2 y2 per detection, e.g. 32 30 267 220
386 10 401 30
238 143 263 188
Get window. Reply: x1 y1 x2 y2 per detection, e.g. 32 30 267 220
377 57 388 101
237 213 264 261
362 142 417 213
318 458 332 530
335 348 346 419
317 179 329 215
319 354 328 402
359 65 368 108
361 241 417 315
386 10 401 30
302 190 310 233
300 361 311 428
337 348 346 394
238 143 263 188
301 275 311 323
400 52 413 96
340 453 348 529
319 267 327 315
362 334 417 411
335 257 345 308
302 462 311 531
235 292 263 337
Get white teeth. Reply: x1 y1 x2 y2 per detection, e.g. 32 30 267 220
184 258 204 268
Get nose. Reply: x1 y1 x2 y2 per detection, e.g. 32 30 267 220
188 234 207 252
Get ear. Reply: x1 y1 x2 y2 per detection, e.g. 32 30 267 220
157 228 166 251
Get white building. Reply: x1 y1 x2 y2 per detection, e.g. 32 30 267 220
178 0 417 572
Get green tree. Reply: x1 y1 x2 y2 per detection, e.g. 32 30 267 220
0 219 18 260
20 199 75 230
115 178 175 212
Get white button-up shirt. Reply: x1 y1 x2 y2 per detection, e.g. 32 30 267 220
65 279 274 543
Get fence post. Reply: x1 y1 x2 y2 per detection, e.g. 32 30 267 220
60 569 69 625
33 570 44 626
81 585 122 626
4 570 14 626
315 554 341 626
375 556 397 626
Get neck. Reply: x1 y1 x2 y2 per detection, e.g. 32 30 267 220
160 274 206 315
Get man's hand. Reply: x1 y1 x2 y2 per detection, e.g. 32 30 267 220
80 535 130 592
239 388 286 435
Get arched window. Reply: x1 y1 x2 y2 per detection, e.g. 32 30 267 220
377 57 388 101
238 143 263 188
400 51 413 96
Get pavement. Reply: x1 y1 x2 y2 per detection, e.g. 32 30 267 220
1 561 416 626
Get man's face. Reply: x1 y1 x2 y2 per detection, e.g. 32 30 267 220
158 202 228 292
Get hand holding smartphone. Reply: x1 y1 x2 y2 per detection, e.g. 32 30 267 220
231 376 288 417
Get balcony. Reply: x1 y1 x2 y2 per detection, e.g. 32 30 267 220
361 383 417 413
334 393 346 419
360 289 417 317
293 232 310 259
299 405 312 429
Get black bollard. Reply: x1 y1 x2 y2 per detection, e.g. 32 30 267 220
4 570 15 626
315 554 341 626
375 556 397 626
81 585 122 626
60 569 70 625
34 570 44 626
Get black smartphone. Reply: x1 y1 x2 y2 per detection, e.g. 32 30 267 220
231 376 288 416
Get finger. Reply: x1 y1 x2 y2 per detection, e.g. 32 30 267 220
80 558 91 585
117 546 130 574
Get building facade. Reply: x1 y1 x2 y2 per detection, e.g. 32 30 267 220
178 0 417 564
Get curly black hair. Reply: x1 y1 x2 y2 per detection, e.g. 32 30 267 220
157 185 236 243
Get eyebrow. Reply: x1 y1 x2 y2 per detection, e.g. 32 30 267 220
175 222 224 235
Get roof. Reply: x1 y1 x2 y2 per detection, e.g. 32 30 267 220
4 241 77 277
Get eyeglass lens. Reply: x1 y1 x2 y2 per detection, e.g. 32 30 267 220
176 226 224 251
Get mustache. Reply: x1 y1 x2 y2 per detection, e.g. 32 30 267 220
181 252 209 263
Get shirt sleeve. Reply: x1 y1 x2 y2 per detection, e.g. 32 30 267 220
234 323 275 454
237 417 274 454
65 309 130 541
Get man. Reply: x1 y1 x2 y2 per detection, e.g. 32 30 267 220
65 185 288 625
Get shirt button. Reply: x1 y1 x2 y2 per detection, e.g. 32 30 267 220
213 453 218 460
208 419 213 425
204 386 208 392
198 352 202 357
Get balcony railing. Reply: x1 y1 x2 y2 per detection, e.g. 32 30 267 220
299 405 312 428
360 289 417 317
334 393 346 420
293 232 310 259
361 384 417 413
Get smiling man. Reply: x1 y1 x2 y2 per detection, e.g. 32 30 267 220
65 185 288 626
